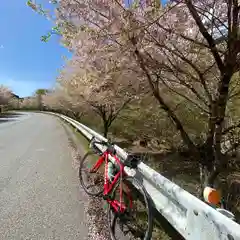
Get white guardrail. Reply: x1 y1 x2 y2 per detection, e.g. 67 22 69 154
46 111 240 240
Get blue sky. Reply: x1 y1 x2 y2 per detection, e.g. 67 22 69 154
0 0 71 97
0 0 166 98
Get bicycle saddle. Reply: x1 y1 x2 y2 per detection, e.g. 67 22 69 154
125 154 141 168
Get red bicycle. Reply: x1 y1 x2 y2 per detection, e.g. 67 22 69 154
79 137 153 240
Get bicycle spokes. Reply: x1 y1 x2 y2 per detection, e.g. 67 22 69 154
79 151 104 196
110 210 146 240
107 177 152 240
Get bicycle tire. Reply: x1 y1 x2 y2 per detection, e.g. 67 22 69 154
107 176 153 240
79 151 104 196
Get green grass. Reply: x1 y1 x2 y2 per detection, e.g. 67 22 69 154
64 121 100 164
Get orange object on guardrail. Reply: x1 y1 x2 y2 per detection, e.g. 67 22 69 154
203 186 221 205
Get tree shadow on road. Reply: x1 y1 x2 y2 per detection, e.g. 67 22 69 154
0 112 23 124
0 112 23 119
0 119 17 123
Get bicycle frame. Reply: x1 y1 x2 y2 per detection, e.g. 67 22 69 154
89 150 133 213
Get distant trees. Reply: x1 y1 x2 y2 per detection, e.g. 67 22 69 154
35 88 48 110
0 86 12 112
0 86 22 112
42 87 85 118
8 93 21 110
19 97 38 110
0 85 11 105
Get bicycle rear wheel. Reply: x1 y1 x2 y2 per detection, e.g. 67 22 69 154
107 176 153 240
79 151 104 196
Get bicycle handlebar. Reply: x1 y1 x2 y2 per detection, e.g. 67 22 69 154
90 137 116 155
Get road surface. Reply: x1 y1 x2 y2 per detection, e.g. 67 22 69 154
0 112 88 239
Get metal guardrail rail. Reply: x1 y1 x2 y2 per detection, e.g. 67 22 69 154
47 111 240 240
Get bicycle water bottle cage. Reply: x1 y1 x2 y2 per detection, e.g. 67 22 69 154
125 154 141 169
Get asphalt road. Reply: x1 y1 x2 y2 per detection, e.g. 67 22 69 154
0 112 88 240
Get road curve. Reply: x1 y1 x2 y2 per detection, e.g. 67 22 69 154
0 112 88 239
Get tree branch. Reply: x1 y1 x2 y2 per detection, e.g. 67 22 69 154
184 0 224 72
156 44 211 106
160 76 210 114
154 21 210 49
110 98 131 123
133 43 196 150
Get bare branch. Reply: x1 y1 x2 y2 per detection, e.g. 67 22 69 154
154 21 210 49
184 0 224 72
133 44 196 149
160 76 210 114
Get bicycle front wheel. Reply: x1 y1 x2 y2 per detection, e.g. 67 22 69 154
79 151 104 196
107 176 153 240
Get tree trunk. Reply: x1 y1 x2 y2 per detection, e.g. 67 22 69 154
199 159 222 197
38 94 42 111
199 164 214 188
197 142 221 198
103 120 109 138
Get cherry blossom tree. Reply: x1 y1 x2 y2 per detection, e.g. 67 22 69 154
54 0 240 188
42 86 86 119
35 89 48 110
28 0 240 190
0 86 12 112
19 97 38 110
57 49 138 137
134 0 240 189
